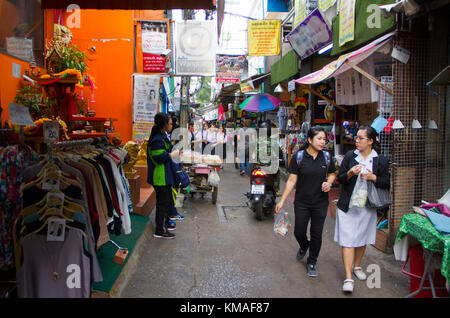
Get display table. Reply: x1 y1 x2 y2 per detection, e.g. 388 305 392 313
394 214 450 297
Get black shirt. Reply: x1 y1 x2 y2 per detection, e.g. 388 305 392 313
288 150 336 208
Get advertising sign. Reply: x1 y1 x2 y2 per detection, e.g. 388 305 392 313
287 9 332 60
216 55 246 83
248 20 281 56
175 20 217 76
142 21 168 73
132 74 160 142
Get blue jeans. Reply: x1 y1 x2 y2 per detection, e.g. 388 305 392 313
240 158 250 176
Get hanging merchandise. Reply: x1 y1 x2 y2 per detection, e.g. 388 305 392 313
15 138 133 298
0 145 39 272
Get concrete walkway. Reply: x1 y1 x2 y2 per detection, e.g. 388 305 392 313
121 164 410 298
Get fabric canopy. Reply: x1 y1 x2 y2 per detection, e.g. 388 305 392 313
294 32 394 85
41 0 215 10
270 50 299 86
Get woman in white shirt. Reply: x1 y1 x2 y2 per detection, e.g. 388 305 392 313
206 123 217 155
214 124 227 160
191 123 203 151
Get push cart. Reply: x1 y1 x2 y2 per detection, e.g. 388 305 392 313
183 162 222 205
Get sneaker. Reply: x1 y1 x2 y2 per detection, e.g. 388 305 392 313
167 223 176 231
170 214 185 221
306 263 318 277
342 279 354 293
353 267 367 281
153 232 175 239
168 219 176 227
296 247 308 261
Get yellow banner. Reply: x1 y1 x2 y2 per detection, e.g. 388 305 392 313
339 0 356 47
319 0 337 11
293 0 307 29
248 20 281 56
240 82 259 93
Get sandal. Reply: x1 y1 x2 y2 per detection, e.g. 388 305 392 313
342 279 354 293
353 267 367 281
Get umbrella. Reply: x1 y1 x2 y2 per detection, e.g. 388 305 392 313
239 94 281 112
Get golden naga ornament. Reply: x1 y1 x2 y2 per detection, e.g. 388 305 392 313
123 141 140 179
135 140 148 166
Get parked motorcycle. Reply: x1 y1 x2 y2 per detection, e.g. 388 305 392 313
246 167 277 221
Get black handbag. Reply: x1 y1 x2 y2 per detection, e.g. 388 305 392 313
366 181 392 209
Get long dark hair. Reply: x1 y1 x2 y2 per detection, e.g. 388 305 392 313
301 126 327 151
358 125 381 154
149 112 170 143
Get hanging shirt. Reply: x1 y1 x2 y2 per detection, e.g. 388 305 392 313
17 228 92 298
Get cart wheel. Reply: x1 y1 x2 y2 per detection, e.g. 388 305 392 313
212 187 218 205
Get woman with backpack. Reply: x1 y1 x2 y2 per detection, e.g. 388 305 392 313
334 126 390 293
147 113 179 239
275 127 337 277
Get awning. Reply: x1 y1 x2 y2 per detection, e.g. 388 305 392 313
294 32 394 86
41 0 215 10
270 50 299 86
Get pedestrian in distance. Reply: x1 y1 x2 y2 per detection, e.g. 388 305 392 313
275 127 337 277
334 126 390 293
206 122 218 155
147 113 179 239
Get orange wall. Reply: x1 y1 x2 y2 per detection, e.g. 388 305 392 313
0 53 45 124
1 9 165 143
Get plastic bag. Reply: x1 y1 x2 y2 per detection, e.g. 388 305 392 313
207 169 220 187
349 174 368 208
274 211 291 237
366 181 391 209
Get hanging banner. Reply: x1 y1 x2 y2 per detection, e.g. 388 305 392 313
293 0 307 30
287 9 332 60
339 0 356 47
240 82 259 94
142 21 168 73
175 20 217 76
132 74 160 143
248 20 281 56
319 0 337 11
216 54 246 83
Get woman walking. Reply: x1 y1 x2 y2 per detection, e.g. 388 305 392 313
147 113 179 239
275 127 337 277
335 126 390 293
214 124 227 160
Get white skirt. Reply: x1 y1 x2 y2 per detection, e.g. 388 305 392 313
334 206 378 247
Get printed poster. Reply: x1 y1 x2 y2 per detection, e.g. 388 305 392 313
132 74 160 143
293 0 307 30
216 55 246 83
248 20 281 56
142 21 168 73
175 20 217 76
287 9 332 60
339 0 356 47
